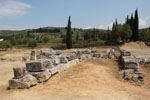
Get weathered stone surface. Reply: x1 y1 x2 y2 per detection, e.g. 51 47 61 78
42 59 54 68
93 53 101 58
108 50 116 59
55 51 62 55
13 67 26 79
54 56 60 65
137 58 150 64
120 56 138 69
57 59 79 72
30 50 36 61
59 56 68 63
48 67 58 75
28 69 51 83
9 74 37 89
121 50 131 56
26 61 45 72
66 54 77 61
40 48 55 58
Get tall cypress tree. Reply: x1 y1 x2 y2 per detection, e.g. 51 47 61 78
133 9 139 41
130 13 134 40
66 16 72 49
126 15 130 25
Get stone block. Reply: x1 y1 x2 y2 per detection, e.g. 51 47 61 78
93 53 101 58
26 61 45 72
49 67 58 75
54 56 60 65
42 59 54 68
9 74 37 89
30 50 36 61
13 67 26 79
59 56 68 63
121 50 131 56
28 69 51 83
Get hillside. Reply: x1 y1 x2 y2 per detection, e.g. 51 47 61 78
0 27 107 40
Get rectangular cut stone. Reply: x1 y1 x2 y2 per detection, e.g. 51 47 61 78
26 62 44 72
122 56 137 64
13 67 26 79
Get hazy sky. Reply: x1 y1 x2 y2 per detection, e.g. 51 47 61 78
0 0 149 30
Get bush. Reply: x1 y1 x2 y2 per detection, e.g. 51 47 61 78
42 35 51 43
10 37 16 45
27 40 37 48
0 41 12 50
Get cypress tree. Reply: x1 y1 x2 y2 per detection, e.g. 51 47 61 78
133 9 139 41
115 18 118 26
126 15 130 25
130 14 134 40
66 16 72 49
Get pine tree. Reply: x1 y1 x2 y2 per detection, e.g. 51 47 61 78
133 9 139 41
66 16 72 49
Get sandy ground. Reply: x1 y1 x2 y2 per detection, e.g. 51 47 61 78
0 47 150 100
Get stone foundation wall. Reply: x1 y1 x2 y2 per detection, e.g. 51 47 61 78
9 48 149 89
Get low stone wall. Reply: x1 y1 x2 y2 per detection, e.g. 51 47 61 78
9 48 149 89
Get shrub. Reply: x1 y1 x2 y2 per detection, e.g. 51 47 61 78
27 40 37 48
0 41 12 50
10 37 16 45
42 35 51 43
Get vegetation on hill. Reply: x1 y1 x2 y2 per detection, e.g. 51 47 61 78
0 9 150 50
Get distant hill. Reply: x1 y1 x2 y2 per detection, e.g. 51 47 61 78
0 27 107 40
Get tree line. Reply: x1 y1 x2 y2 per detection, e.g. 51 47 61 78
0 9 150 50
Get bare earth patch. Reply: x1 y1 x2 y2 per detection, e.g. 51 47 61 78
0 48 150 100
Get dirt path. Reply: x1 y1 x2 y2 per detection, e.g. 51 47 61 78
0 57 150 100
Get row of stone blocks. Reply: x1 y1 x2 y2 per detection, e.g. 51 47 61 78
118 50 144 83
9 58 79 89
8 48 129 89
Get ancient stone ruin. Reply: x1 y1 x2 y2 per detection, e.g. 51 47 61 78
9 48 149 89
118 50 144 83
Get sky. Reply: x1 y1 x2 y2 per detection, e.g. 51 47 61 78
0 0 149 30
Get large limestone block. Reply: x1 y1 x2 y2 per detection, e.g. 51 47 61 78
42 59 54 68
28 69 51 83
26 61 45 72
9 74 37 89
13 67 26 79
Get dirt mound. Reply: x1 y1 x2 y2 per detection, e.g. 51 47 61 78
121 41 148 49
